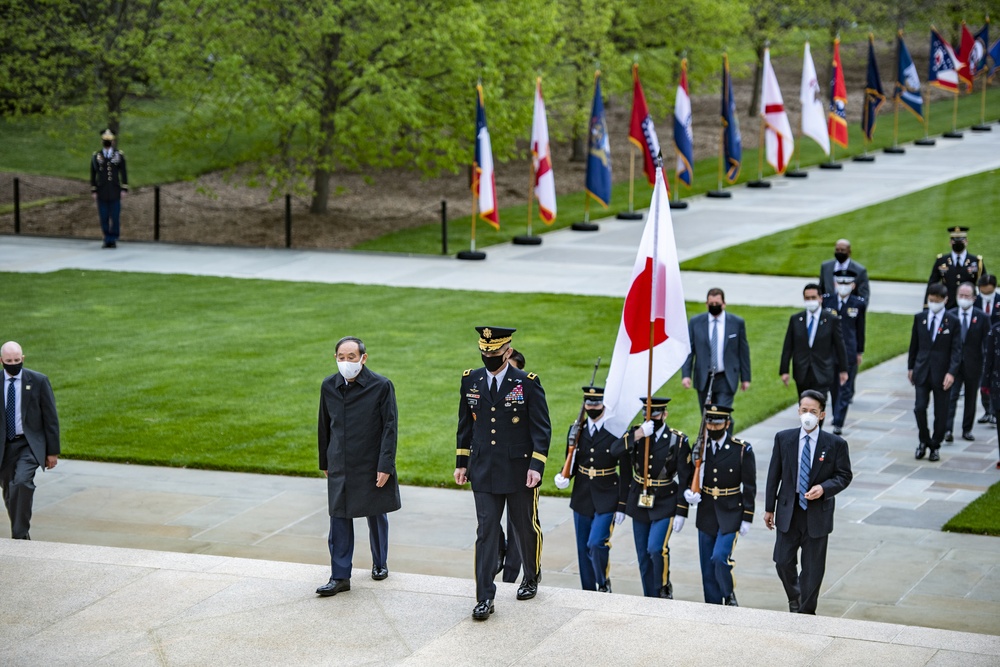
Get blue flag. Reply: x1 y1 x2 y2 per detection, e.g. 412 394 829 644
585 72 612 208
974 23 989 75
721 53 741 183
989 36 1000 79
862 36 885 141
895 33 923 120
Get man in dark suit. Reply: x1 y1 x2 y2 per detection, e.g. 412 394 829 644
822 270 866 435
780 283 849 401
553 386 628 593
1 341 60 540
945 283 990 443
908 284 963 461
764 390 852 615
982 323 1000 469
90 128 128 248
926 226 985 309
819 239 870 304
316 336 400 597
681 287 752 410
455 326 551 621
974 275 999 425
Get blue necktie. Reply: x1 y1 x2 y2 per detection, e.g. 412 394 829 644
799 434 811 510
806 315 815 347
5 378 15 441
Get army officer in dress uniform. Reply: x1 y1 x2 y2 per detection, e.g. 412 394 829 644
553 386 628 593
682 405 755 607
90 128 128 248
927 226 985 309
454 326 551 622
625 397 692 599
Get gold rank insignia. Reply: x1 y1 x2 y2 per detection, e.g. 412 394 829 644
483 327 492 339
512 416 520 424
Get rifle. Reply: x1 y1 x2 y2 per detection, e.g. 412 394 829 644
558 356 602 480
689 371 716 495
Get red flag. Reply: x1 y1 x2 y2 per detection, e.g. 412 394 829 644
628 64 661 187
828 38 849 149
957 22 975 91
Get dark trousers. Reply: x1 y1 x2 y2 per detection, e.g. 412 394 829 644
1 436 37 540
632 516 673 597
947 366 979 434
327 513 388 580
773 503 829 615
698 529 738 604
97 199 121 244
473 488 541 601
573 511 615 591
697 373 735 410
914 380 949 447
499 509 522 583
830 362 858 428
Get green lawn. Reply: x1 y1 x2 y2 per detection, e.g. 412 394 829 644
2 270 910 494
680 168 1000 283
944 479 1000 536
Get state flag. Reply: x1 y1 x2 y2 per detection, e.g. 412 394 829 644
673 58 694 186
586 72 613 208
531 78 557 224
628 63 660 187
800 41 830 155
929 28 960 92
828 37 849 148
473 84 499 229
761 47 794 174
895 33 923 120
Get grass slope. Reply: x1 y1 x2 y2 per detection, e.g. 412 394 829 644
943 479 1000 536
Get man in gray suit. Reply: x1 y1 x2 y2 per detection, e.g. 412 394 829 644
2 341 60 540
681 288 752 410
819 239 870 304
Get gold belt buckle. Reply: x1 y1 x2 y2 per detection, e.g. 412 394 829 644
588 469 595 479
638 492 654 508
712 487 720 499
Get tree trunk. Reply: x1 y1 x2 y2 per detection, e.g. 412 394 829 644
747 41 764 117
310 32 342 215
570 131 586 162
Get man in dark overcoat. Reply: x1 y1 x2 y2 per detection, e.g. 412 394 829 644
316 336 400 596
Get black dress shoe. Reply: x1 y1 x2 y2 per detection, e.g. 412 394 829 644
789 599 800 613
371 565 388 580
723 593 738 607
978 414 992 424
316 578 350 597
472 599 494 620
962 431 975 441
597 581 612 593
516 579 538 600
991 415 998 425
928 449 940 462
659 582 673 599
944 432 953 442
915 442 927 460
832 426 842 435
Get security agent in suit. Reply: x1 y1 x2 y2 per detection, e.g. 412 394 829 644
454 327 551 621
945 283 990 443
819 239 871 304
908 283 962 461
90 129 128 248
780 283 849 402
974 275 1000 424
1 341 60 540
822 270 866 435
553 386 628 593
625 397 692 599
982 323 1000 468
926 226 985 309
764 390 852 615
682 405 755 607
681 287 752 411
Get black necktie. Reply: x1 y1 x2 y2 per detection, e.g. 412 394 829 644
490 376 498 401
962 312 969 342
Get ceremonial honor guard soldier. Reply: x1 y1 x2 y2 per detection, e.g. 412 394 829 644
625 397 692 599
682 405 755 606
90 128 128 248
927 226 985 309
822 269 866 435
454 326 551 621
553 386 629 592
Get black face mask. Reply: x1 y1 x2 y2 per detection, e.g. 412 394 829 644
3 362 22 376
482 353 506 372
102 140 113 148
585 408 604 420
707 426 727 441
834 252 849 263
707 304 723 316
952 241 966 253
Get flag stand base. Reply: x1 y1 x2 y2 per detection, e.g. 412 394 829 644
512 236 542 245
784 170 808 178
706 190 732 199
456 251 487 260
914 138 936 146
971 125 993 132
819 162 843 170
616 212 644 220
668 201 688 210
942 131 963 139
883 146 905 154
746 180 771 189
852 154 875 162
571 223 599 232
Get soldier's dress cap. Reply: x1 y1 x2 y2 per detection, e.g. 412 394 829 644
833 269 858 283
101 129 115 140
476 326 515 352
582 386 605 402
948 226 970 238
705 404 734 423
639 396 671 410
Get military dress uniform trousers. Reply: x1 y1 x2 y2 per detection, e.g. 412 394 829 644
573 511 615 591
97 199 122 245
698 529 738 604
0 435 37 540
473 488 541 601
499 508 523 583
773 503 828 615
632 516 673 597
830 361 858 428
327 513 388 580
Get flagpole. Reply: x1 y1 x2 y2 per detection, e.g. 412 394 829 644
886 31 906 154
642 157 666 501
943 89 963 138
747 117 771 187
916 85 936 145
786 126 807 177
628 147 635 213
513 158 543 245
670 168 689 209
706 126 732 198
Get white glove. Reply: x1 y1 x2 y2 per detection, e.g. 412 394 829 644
639 420 655 437
614 511 626 526
739 521 751 537
553 473 570 490
683 489 701 506
672 516 685 533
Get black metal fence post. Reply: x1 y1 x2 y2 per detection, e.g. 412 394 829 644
13 177 21 234
440 200 447 255
285 194 292 248
154 186 161 241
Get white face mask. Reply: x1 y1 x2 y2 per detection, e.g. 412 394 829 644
337 360 363 380
803 300 821 313
957 297 975 310
927 301 945 314
800 412 819 431
835 284 853 298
